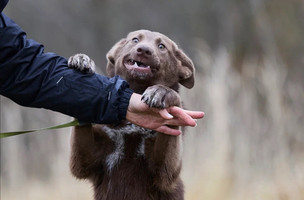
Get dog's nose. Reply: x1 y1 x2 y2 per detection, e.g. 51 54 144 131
137 45 153 56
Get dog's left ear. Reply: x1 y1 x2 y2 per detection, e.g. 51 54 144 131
106 39 127 77
175 48 195 89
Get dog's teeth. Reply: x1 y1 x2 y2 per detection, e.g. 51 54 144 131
134 62 139 67
128 60 135 65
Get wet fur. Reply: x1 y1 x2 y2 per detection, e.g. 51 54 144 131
69 30 195 200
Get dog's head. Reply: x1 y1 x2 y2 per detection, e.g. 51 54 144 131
106 30 195 93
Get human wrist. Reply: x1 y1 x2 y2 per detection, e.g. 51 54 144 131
127 93 142 113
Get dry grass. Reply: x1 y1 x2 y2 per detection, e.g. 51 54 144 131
180 41 304 200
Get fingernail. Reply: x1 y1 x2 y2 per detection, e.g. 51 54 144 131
167 113 174 119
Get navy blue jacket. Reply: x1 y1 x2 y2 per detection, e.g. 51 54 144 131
0 1 133 124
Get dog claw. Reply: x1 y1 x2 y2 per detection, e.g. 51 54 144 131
68 53 96 74
142 85 181 109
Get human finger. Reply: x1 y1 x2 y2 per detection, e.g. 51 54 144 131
159 109 174 119
162 118 190 127
183 110 205 119
155 125 182 136
167 107 197 127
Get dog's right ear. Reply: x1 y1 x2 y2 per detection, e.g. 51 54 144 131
106 39 127 77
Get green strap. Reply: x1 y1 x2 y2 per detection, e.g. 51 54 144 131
0 119 80 138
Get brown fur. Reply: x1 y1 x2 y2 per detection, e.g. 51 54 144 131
69 30 195 200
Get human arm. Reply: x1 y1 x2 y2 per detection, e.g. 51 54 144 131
0 13 132 124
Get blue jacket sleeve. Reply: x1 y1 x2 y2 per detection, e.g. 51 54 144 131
0 13 133 124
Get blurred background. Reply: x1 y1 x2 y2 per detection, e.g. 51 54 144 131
1 0 304 199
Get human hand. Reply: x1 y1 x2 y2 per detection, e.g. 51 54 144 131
126 93 205 136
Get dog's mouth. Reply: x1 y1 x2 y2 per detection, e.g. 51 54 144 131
124 59 152 74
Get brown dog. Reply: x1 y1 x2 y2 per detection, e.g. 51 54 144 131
68 30 195 200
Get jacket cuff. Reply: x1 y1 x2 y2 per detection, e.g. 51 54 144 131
97 75 134 124
118 87 133 121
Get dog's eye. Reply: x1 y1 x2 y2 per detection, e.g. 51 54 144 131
158 43 166 50
132 38 139 43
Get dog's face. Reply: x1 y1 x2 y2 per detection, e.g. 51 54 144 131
106 30 195 93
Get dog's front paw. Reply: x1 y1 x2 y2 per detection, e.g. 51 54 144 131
68 53 96 74
141 85 181 109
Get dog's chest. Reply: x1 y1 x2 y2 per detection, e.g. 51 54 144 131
101 123 156 173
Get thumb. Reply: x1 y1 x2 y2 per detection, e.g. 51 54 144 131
159 109 174 119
